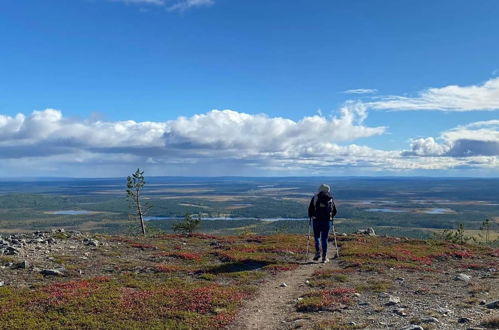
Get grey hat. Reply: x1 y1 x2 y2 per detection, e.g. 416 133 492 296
319 184 330 193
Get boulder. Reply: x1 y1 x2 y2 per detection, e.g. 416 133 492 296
40 268 64 276
486 300 499 309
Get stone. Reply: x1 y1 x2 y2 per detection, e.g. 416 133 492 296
15 260 30 269
353 292 361 297
455 273 471 282
436 306 453 314
83 239 99 247
4 246 20 255
280 282 287 287
422 317 439 323
394 308 407 316
40 269 64 276
358 301 370 306
355 227 376 236
386 295 401 305
486 300 499 309
458 317 471 324
0 281 4 287
400 325 423 330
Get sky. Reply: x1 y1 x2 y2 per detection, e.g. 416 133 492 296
0 0 498 177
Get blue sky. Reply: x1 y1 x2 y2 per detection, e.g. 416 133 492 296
0 0 498 177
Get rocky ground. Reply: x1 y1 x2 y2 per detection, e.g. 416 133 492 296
0 230 497 329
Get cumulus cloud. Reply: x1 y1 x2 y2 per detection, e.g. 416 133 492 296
1 107 497 176
0 105 384 159
404 120 499 157
343 89 378 95
369 77 499 111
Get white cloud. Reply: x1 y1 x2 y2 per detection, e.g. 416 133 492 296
0 105 384 158
111 0 165 5
168 0 214 12
404 120 499 157
1 107 497 176
369 77 499 111
110 0 214 11
343 89 378 95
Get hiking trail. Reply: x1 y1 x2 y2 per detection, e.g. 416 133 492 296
229 253 338 330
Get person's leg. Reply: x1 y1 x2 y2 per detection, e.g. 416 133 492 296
320 221 331 260
312 219 321 259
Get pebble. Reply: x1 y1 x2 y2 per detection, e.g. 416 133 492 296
458 317 471 323
280 282 287 287
422 317 439 323
436 306 453 314
400 325 423 330
454 273 471 282
0 281 4 287
386 295 401 305
394 308 407 316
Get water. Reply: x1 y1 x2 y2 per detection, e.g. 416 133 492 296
52 210 92 215
422 208 452 214
366 208 406 213
144 216 308 221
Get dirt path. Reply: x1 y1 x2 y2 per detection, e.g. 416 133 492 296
229 253 338 330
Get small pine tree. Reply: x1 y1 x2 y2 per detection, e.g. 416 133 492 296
479 219 491 244
126 168 150 236
172 214 201 236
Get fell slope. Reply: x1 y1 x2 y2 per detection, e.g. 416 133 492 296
0 231 497 329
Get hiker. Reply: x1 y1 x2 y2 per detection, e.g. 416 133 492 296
308 184 337 263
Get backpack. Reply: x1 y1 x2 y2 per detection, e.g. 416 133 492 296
314 192 333 221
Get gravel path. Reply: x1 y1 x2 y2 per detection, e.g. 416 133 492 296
229 252 338 330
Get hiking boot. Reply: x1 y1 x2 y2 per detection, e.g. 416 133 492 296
313 252 321 261
321 257 330 263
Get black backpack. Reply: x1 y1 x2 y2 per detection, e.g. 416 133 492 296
314 192 333 221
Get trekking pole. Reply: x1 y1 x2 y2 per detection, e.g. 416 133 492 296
306 218 311 260
332 222 339 258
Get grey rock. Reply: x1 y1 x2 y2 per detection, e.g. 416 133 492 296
0 281 4 287
386 295 401 305
280 282 287 287
358 301 370 306
486 300 499 309
356 227 376 236
83 238 99 246
394 308 407 316
400 325 423 330
458 317 471 324
436 306 453 314
14 260 30 269
455 273 471 282
4 246 20 255
422 317 439 323
40 268 64 276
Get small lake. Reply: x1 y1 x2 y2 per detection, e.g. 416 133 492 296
144 216 308 221
51 210 92 215
365 208 407 213
422 208 453 214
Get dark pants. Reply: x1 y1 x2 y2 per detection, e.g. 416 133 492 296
313 219 331 256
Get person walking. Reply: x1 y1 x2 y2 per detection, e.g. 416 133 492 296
308 184 337 263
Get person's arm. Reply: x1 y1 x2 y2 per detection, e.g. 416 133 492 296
308 196 315 221
331 201 337 218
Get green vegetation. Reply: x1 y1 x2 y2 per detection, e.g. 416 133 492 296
172 214 201 236
126 168 149 236
0 233 307 329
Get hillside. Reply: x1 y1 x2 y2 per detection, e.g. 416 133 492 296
0 230 497 329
